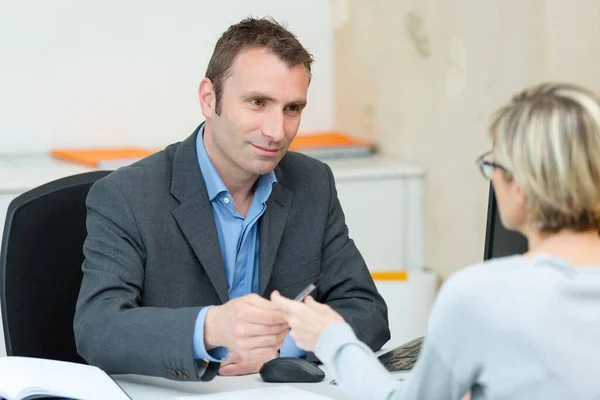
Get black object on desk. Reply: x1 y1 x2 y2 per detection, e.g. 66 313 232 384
259 357 325 383
377 336 424 372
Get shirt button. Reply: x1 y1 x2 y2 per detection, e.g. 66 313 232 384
223 197 230 204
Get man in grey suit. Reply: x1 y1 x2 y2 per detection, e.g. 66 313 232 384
74 16 389 381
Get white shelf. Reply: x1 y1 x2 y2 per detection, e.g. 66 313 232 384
326 155 425 180
0 153 425 191
0 155 93 193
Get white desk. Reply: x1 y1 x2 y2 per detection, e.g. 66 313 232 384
112 362 412 399
114 368 352 399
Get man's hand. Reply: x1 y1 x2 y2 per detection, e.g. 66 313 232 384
218 348 279 376
205 293 288 368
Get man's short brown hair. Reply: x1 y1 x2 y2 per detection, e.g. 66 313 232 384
205 17 314 115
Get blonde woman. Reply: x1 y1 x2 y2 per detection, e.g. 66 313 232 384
272 82 600 399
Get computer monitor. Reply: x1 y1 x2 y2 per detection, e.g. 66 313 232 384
483 184 528 260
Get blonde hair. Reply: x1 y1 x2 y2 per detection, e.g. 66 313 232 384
491 82 600 232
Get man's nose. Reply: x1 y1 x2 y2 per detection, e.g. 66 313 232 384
261 110 285 142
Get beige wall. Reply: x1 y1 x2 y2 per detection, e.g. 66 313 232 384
333 0 600 279
543 0 600 92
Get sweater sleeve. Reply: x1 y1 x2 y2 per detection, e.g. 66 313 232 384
315 269 483 400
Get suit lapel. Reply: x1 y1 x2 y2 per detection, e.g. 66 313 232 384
170 125 229 304
259 176 293 295
172 199 229 304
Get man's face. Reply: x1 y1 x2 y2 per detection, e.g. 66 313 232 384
202 48 309 178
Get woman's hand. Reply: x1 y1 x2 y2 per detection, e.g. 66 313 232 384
270 290 345 352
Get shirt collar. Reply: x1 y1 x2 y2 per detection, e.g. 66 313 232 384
196 123 277 202
255 165 278 204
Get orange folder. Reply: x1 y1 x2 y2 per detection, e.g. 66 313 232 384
51 132 373 168
51 148 156 168
289 132 375 151
370 271 408 281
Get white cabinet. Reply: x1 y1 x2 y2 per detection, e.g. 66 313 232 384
327 156 424 271
0 154 433 354
0 154 425 272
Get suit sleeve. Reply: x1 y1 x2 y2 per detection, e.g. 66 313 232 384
316 164 391 351
73 177 211 381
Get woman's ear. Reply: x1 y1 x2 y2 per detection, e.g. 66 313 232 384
514 181 526 206
511 181 529 230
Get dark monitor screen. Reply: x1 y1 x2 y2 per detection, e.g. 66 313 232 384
483 184 528 260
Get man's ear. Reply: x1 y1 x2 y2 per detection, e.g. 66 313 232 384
199 78 216 119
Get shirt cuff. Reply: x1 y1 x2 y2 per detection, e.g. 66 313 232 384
193 306 228 362
280 331 307 358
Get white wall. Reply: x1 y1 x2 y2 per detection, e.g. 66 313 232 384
0 0 334 153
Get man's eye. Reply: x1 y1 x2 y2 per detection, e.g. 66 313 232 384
250 99 264 107
286 104 304 114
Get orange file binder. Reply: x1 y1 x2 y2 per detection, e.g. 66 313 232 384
289 132 375 158
51 148 156 169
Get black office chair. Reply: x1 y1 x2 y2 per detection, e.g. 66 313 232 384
0 170 112 363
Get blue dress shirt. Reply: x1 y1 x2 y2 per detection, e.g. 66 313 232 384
192 125 305 362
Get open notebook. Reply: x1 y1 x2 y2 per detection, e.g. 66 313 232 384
0 356 130 400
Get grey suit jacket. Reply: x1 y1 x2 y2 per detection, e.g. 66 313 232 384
74 125 390 381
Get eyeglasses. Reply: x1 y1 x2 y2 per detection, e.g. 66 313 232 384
476 151 508 180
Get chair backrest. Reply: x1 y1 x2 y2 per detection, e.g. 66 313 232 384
1 170 111 362
483 183 529 260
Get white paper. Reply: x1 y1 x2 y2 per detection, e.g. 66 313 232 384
175 385 332 399
0 356 129 400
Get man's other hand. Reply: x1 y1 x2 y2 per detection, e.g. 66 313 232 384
218 348 279 376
